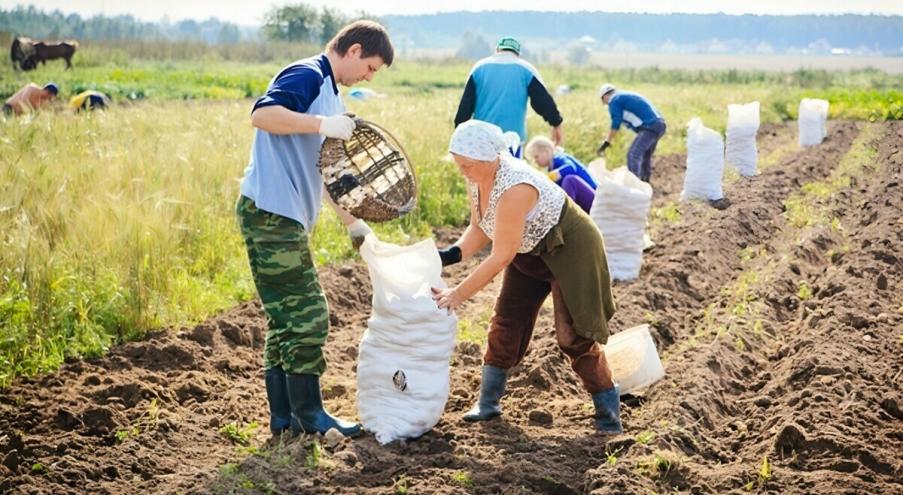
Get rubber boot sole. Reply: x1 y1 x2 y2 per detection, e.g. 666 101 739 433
462 409 502 422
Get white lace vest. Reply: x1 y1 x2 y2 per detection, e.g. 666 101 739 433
470 156 565 253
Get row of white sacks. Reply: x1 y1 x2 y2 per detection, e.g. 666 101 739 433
590 98 829 281
680 98 830 202
588 117 735 280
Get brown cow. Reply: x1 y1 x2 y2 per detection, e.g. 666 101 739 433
33 40 78 70
10 37 37 71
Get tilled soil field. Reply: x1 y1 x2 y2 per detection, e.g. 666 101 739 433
1 121 901 495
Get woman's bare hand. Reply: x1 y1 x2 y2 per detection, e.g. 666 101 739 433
431 287 463 313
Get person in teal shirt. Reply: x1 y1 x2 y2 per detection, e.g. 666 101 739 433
454 36 564 157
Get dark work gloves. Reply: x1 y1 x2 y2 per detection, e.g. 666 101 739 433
438 246 462 267
596 140 611 156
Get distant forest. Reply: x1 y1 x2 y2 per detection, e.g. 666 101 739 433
2 6 902 56
383 12 903 56
0 5 251 44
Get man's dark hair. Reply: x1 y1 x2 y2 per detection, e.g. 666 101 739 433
327 20 394 67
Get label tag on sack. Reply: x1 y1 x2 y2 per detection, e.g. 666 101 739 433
392 370 407 392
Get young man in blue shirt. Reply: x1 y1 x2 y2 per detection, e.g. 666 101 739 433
454 36 564 157
597 84 666 184
237 20 393 438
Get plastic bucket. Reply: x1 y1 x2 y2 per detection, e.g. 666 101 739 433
603 324 665 395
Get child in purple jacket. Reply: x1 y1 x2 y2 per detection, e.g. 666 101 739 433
526 135 596 212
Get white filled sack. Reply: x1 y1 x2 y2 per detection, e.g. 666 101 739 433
725 101 760 176
798 98 829 147
357 235 457 444
589 167 653 281
680 117 725 201
586 157 607 184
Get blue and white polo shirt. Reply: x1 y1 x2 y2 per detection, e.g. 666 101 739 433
607 91 663 132
240 53 344 230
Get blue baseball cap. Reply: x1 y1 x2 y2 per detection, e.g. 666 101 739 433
497 37 521 55
43 82 59 95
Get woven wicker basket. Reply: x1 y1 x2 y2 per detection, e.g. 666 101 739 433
318 119 417 222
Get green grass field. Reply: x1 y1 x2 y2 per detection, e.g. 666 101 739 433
1 48 902 387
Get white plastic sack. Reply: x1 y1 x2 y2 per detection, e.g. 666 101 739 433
725 101 760 176
798 98 829 147
503 131 522 157
589 167 653 281
586 157 607 184
356 235 457 444
680 117 724 201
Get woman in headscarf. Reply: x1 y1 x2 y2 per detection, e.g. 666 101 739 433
431 120 622 434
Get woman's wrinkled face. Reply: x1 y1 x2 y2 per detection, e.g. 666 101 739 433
452 153 495 182
530 146 554 168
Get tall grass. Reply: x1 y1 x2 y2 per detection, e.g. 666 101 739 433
0 94 469 386
1 54 900 386
0 103 255 385
0 60 277 102
74 39 322 65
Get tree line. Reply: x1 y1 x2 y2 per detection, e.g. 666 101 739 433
4 5 901 55
0 5 238 43
386 11 903 54
0 3 372 46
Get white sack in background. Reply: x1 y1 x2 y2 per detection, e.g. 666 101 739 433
356 236 457 444
799 98 830 147
680 117 725 201
587 157 607 184
589 167 653 281
725 101 760 176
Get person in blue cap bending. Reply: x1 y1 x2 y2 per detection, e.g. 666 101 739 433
596 83 666 184
454 36 564 158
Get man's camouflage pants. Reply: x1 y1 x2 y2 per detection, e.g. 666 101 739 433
236 195 329 375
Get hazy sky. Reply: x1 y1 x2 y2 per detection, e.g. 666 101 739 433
3 0 902 25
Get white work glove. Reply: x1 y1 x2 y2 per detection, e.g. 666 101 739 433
347 219 372 250
319 114 356 140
